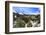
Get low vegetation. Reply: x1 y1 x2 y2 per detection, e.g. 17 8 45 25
13 12 40 28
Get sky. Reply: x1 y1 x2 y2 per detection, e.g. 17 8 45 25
13 7 40 15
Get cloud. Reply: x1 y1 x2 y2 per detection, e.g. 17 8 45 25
13 7 40 15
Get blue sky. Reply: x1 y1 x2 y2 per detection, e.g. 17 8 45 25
13 7 40 15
